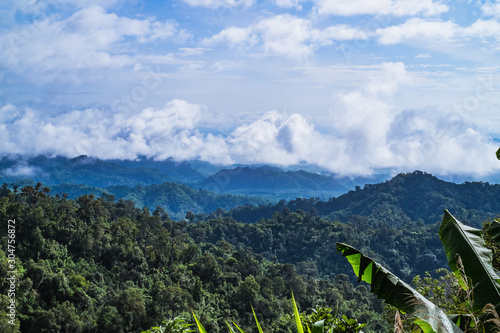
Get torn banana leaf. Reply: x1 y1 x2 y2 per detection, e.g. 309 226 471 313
337 242 462 333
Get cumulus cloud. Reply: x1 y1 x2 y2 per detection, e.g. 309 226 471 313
313 0 449 16
388 110 498 175
274 0 303 10
376 17 500 46
481 2 500 17
463 19 500 39
326 62 499 176
256 15 317 58
203 26 258 48
327 62 409 173
203 14 368 59
1 87 498 177
1 5 187 83
204 14 500 60
376 18 458 45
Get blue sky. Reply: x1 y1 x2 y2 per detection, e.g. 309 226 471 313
1 0 500 176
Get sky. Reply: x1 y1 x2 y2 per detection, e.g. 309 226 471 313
1 0 500 177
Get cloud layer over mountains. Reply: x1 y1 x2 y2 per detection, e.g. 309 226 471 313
2 63 498 176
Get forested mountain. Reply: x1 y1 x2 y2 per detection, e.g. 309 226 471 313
197 166 349 200
0 155 177 187
105 182 269 220
2 170 500 332
4 154 500 226
0 155 360 200
109 156 205 182
185 208 446 283
50 170 500 223
0 184 391 332
43 182 269 220
227 171 500 226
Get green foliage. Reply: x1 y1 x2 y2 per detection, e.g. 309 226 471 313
299 306 365 333
412 269 467 315
292 292 304 333
193 313 207 333
338 210 500 333
229 171 500 226
191 293 364 333
439 210 500 313
0 184 388 332
337 242 462 333
141 316 194 333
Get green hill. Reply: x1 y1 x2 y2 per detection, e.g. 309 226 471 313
197 166 349 200
228 171 500 226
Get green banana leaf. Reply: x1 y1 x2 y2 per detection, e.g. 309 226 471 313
193 312 207 333
439 210 500 312
292 291 305 333
251 304 264 333
336 242 463 333
310 320 324 333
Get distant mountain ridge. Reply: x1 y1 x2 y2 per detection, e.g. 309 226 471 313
228 171 500 226
109 156 205 182
0 154 364 200
3 155 500 226
197 166 350 200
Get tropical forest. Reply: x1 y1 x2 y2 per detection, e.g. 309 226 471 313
2 154 500 333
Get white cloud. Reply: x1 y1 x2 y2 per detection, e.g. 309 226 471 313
225 111 352 172
1 89 498 176
4 162 42 178
316 25 368 43
204 15 500 60
388 110 499 176
481 2 500 17
313 0 449 16
0 100 209 161
328 63 408 172
0 5 187 83
180 0 254 8
204 14 367 59
256 15 316 59
274 0 303 10
376 18 458 45
211 60 243 71
322 61 499 176
376 17 500 48
203 26 257 47
463 19 500 39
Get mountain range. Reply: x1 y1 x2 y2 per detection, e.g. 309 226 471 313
2 154 500 225
0 154 365 199
227 170 500 226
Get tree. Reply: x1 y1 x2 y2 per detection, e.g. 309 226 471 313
237 275 260 306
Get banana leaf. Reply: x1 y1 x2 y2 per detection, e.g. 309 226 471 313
439 210 500 312
251 304 264 333
292 291 305 333
336 242 463 333
192 312 207 333
310 320 324 333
